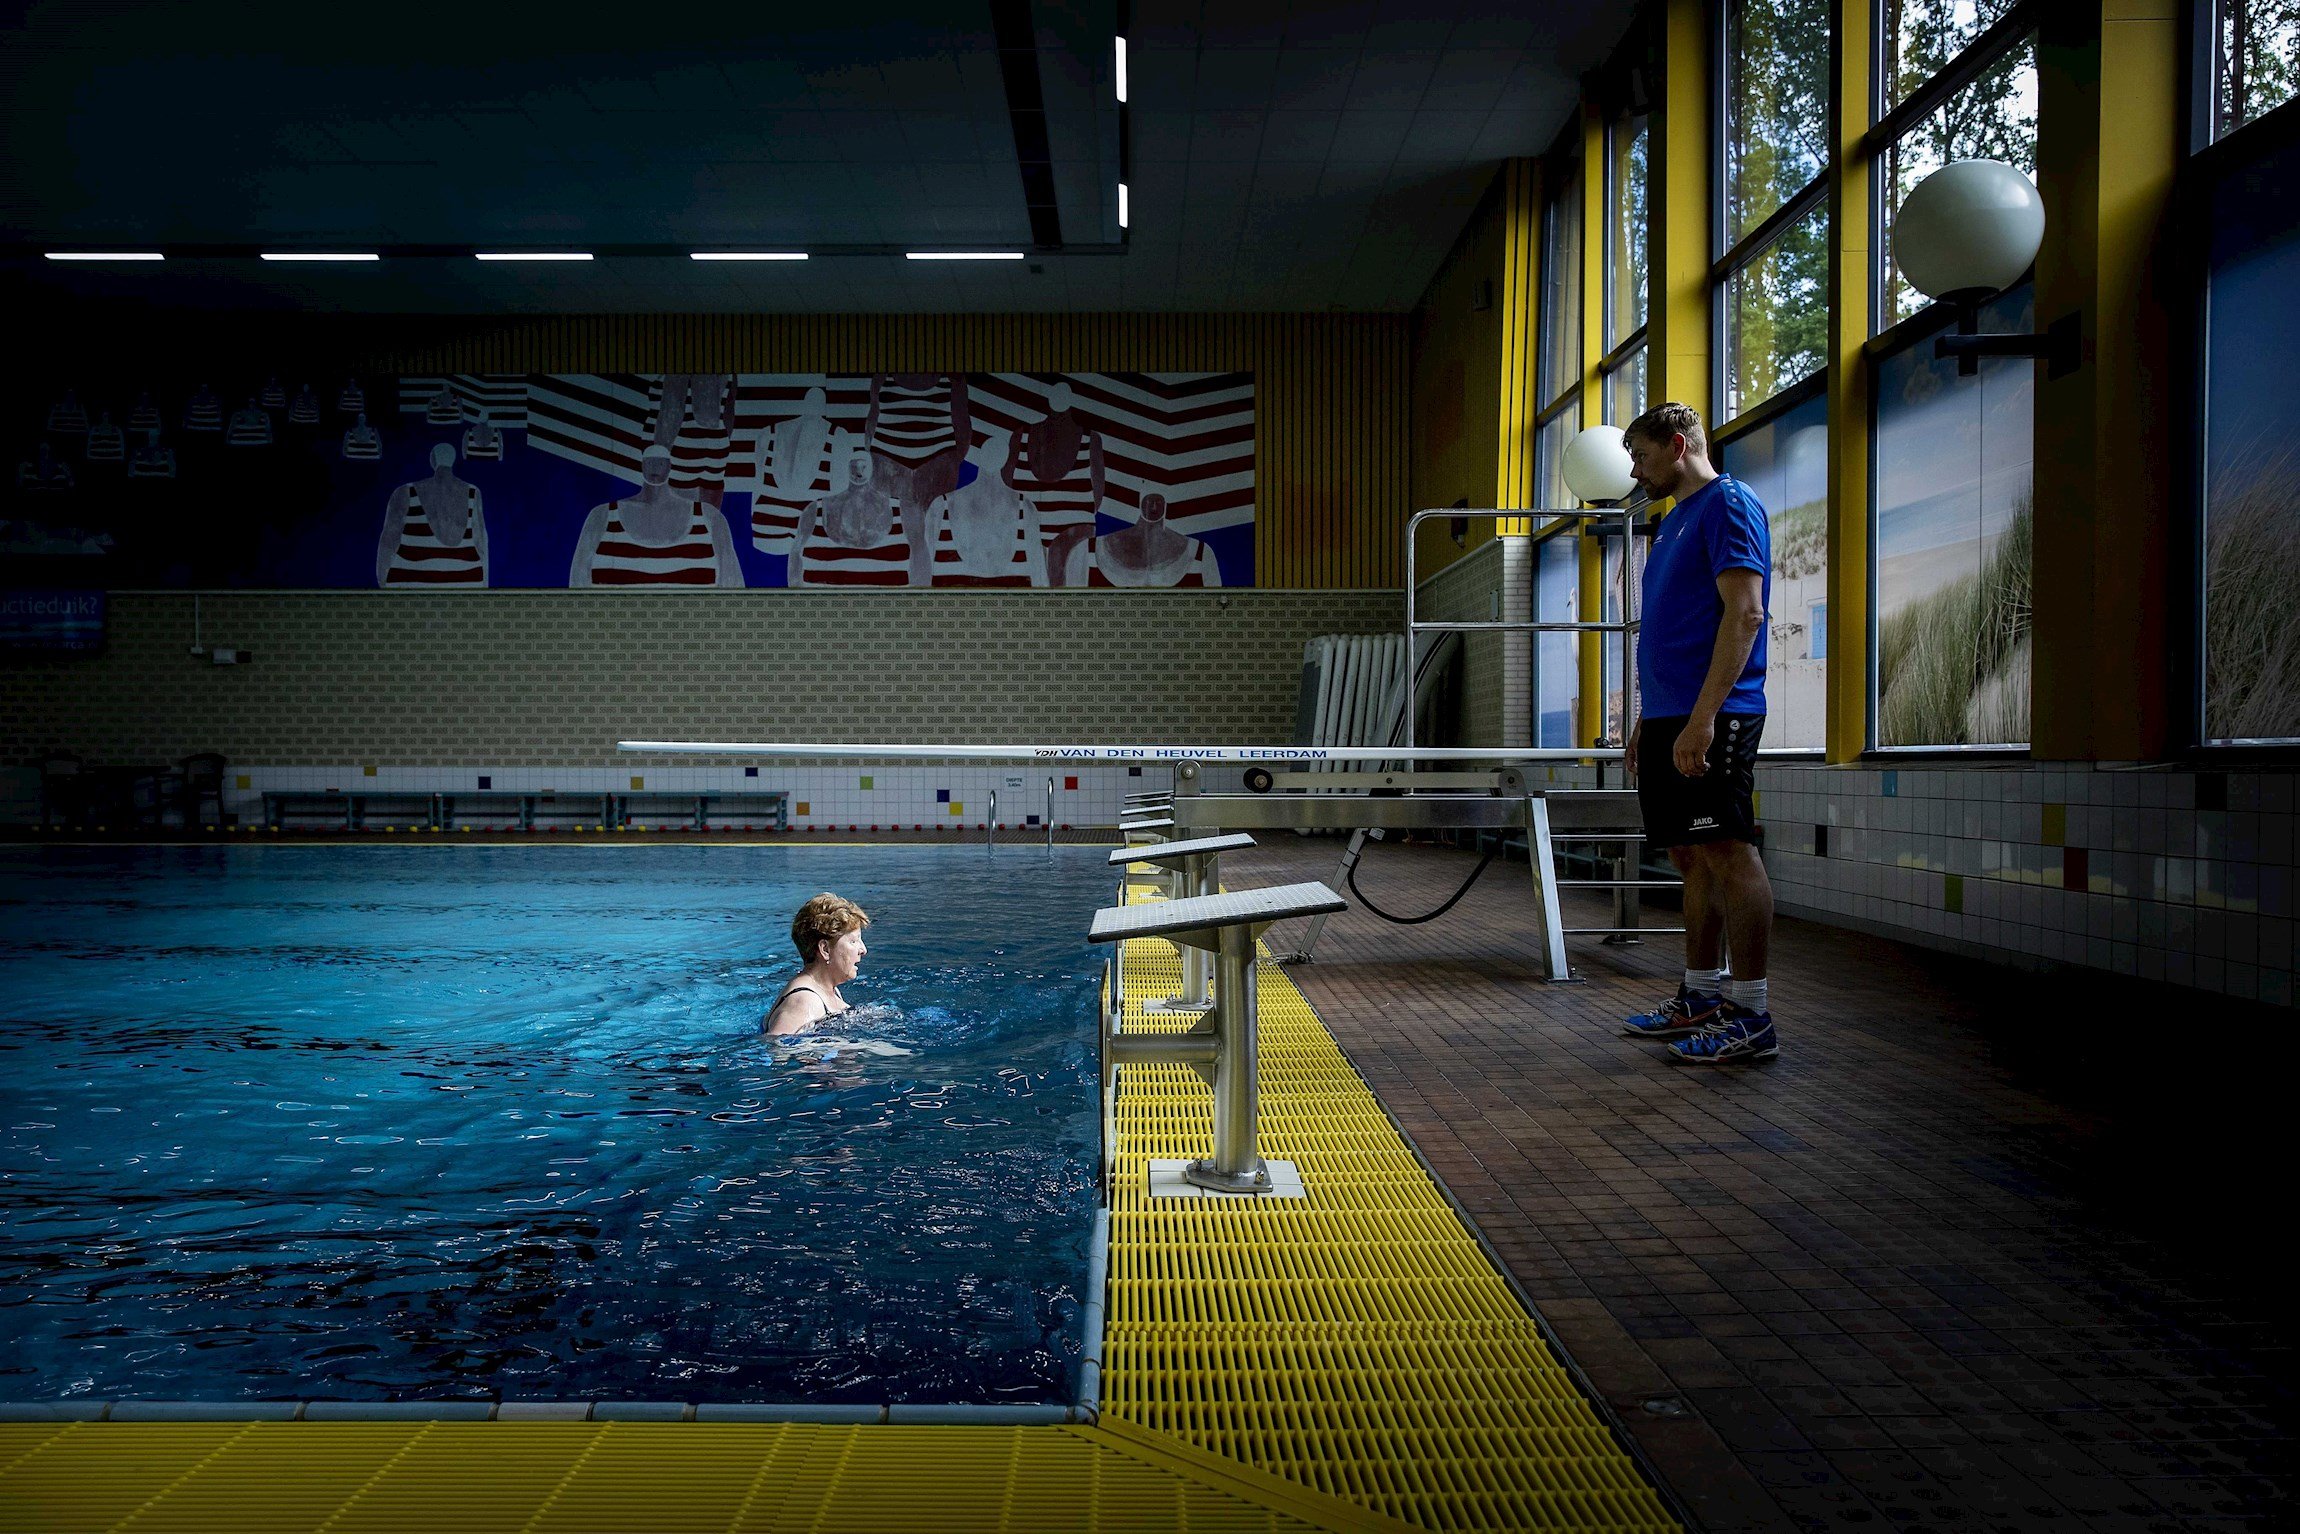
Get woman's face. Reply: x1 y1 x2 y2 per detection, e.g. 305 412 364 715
820 927 867 983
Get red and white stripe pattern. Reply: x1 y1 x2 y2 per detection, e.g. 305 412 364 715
798 498 908 587
527 376 872 505
384 487 484 586
398 375 530 429
586 505 718 586
967 373 1254 543
868 377 960 466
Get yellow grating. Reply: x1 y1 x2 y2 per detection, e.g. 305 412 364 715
0 1422 1357 1533
1101 869 1680 1534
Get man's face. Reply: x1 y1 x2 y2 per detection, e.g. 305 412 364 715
641 453 671 487
1624 432 1680 500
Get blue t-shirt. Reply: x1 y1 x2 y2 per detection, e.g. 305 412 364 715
1637 474 1771 719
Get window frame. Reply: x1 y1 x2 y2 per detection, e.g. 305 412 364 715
1601 107 1651 423
2184 5 2300 747
1712 0 1833 438
1533 125 1586 502
1858 0 2044 756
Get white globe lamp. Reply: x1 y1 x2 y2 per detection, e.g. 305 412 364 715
1560 424 1637 505
1893 159 2044 305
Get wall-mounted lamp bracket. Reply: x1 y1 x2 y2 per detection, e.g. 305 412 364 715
1935 306 2081 379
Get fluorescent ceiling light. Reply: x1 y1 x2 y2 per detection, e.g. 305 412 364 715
473 251 593 262
1115 36 1128 102
1118 182 1130 229
905 251 1026 261
690 251 808 261
45 251 164 261
259 252 379 262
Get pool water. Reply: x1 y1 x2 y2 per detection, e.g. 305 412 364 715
0 844 1111 1406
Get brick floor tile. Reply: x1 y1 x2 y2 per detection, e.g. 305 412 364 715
1228 841 2297 1534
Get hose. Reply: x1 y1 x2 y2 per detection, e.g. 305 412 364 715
1346 842 1500 925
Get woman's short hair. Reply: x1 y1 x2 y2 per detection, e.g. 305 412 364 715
791 892 870 962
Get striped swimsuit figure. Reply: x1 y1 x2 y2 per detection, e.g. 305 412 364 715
931 504 1034 587
383 488 484 586
799 499 910 587
588 506 720 586
868 379 958 468
752 421 835 555
1079 538 1222 588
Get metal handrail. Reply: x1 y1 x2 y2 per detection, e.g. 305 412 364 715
1047 776 1056 849
1401 505 1645 764
987 788 997 848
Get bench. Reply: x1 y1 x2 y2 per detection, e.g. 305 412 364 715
1088 879 1345 1196
613 790 790 831
434 791 618 832
263 791 439 831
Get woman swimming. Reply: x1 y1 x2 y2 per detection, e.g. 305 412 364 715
763 892 870 1036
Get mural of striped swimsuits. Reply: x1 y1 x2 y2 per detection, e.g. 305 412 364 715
588 506 718 585
384 487 483 585
968 372 1253 543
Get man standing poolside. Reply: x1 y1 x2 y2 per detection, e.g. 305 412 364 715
1616 402 1779 1063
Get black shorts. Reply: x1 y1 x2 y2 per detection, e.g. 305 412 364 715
1636 712 1763 849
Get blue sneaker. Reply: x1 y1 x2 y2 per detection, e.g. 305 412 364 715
1666 1005 1778 1064
1622 985 1725 1041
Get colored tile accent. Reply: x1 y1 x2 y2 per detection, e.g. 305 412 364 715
2063 846 2088 892
860 776 874 790
629 776 644 791
795 801 810 816
2197 771 2227 811
1065 776 1079 791
744 766 758 778
363 765 377 777
937 789 950 803
478 775 491 790
1881 771 1898 798
1944 873 1964 914
1814 823 1829 858
2042 803 2065 846
235 775 250 789
949 803 964 816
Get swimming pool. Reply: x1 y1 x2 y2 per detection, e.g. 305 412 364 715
0 844 1110 1408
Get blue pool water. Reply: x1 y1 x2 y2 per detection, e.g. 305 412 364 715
0 845 1111 1405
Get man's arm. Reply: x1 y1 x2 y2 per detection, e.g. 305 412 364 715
1673 568 1766 776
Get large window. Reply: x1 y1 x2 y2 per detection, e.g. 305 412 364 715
1873 286 2034 748
1877 30 2038 329
1533 151 1583 507
1534 533 1582 747
1715 389 1830 749
1717 0 1830 424
1602 111 1650 424
2210 0 2300 139
2198 80 2300 740
1866 2 2038 749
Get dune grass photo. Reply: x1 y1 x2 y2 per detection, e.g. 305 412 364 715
1878 496 2033 745
2204 457 2300 741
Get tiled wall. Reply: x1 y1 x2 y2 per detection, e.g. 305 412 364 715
4 589 1402 772
1756 761 2297 1007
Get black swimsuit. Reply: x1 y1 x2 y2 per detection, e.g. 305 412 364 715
770 980 839 1026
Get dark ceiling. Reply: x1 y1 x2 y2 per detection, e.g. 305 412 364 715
0 0 1635 314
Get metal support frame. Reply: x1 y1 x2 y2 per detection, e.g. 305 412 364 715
1092 881 1346 1196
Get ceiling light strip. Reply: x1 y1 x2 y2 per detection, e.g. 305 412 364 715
259 252 379 262
1115 35 1128 102
473 251 594 262
44 251 164 261
689 251 808 261
905 251 1026 261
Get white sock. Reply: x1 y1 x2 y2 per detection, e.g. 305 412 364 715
1684 966 1726 995
1724 977 1768 1014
